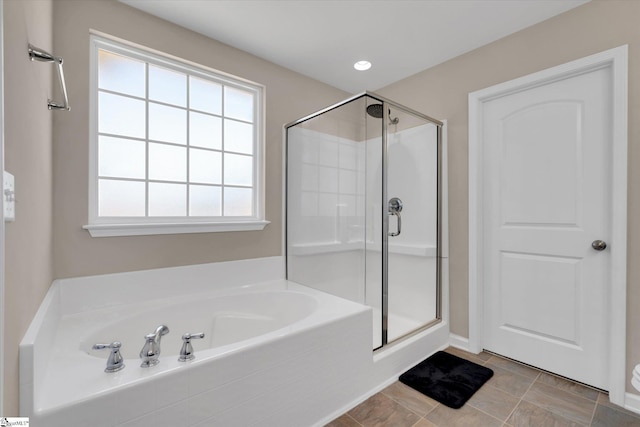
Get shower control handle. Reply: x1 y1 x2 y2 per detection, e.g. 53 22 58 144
388 197 403 213
388 197 403 237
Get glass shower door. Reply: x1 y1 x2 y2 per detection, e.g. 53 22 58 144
285 93 441 351
384 106 439 343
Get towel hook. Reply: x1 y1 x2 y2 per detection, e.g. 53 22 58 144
28 44 70 111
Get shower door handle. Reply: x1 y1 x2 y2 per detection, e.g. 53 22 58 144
388 197 403 237
388 212 402 237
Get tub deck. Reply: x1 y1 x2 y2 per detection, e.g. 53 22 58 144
20 257 448 426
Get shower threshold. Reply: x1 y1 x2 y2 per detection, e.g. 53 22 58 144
371 307 437 349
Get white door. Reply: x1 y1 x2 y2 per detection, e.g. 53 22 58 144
482 65 612 389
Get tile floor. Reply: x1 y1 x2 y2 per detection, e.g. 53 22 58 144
325 347 640 427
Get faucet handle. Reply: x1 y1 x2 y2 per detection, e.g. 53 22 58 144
93 341 125 373
178 332 205 362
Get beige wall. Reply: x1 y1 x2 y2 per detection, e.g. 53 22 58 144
3 0 54 414
51 0 348 278
377 0 640 392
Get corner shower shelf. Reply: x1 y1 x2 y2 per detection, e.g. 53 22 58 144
290 241 436 257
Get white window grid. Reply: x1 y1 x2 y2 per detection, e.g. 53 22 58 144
88 34 265 226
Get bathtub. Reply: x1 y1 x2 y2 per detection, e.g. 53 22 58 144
21 256 449 426
83 288 320 360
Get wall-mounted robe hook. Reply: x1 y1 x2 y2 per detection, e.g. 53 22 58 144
28 44 70 111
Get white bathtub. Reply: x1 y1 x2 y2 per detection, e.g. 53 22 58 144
21 256 449 427
83 289 319 359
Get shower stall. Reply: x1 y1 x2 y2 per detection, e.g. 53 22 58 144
286 92 443 350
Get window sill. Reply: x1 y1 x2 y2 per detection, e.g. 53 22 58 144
83 220 270 237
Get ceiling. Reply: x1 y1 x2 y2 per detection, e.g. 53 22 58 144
120 0 589 94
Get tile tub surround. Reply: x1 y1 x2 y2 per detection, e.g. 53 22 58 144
328 347 640 427
20 256 451 426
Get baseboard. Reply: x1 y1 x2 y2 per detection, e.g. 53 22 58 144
449 333 470 351
625 392 640 415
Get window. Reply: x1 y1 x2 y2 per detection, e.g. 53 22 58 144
85 35 267 237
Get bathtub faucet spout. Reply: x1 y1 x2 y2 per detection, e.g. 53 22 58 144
140 325 169 367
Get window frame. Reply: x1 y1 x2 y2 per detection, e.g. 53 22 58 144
84 34 268 237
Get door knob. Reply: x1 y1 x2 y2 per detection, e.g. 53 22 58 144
592 240 607 251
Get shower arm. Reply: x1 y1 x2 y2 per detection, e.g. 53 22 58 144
28 44 71 111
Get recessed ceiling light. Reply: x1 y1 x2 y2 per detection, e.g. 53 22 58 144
354 60 372 71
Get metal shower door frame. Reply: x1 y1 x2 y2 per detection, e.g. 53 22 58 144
378 94 443 347
284 91 444 350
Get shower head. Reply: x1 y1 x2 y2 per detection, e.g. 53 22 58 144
366 103 400 125
366 103 384 119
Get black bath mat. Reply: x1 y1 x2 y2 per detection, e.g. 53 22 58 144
399 351 493 409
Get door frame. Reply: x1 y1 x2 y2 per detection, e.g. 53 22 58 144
0 0 5 413
468 45 628 405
